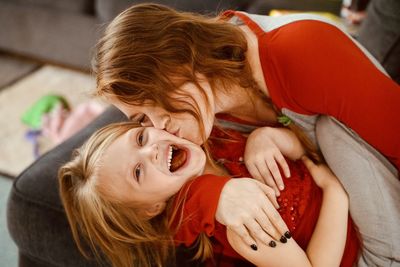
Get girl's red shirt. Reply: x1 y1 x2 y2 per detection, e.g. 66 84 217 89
171 125 360 267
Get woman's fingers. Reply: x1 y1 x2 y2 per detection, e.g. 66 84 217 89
254 213 281 241
245 218 278 247
247 163 280 195
301 155 314 169
257 185 289 238
265 158 284 191
275 152 291 178
246 163 264 183
229 224 257 249
255 162 280 195
257 182 279 208
263 203 290 240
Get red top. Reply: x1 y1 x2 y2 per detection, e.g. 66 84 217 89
172 126 360 267
222 11 400 174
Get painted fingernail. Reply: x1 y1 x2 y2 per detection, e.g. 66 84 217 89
284 231 292 239
250 244 258 251
280 236 287 243
269 241 276 248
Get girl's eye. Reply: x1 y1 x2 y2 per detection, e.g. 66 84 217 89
134 164 142 182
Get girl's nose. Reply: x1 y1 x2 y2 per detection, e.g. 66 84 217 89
141 143 158 163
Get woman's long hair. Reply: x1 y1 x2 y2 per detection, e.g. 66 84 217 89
93 3 257 144
59 122 213 267
93 3 320 161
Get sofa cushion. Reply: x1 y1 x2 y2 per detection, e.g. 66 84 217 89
0 2 100 70
7 106 127 266
95 0 254 22
1 0 94 14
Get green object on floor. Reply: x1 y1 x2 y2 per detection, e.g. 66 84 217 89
21 94 70 129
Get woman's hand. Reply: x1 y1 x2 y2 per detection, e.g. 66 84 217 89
216 178 290 249
301 156 342 190
244 127 291 195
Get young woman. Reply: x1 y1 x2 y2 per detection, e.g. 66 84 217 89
94 3 399 175
59 121 360 267
92 3 400 264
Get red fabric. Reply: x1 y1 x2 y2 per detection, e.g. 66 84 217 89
223 10 400 174
172 174 230 247
172 126 360 267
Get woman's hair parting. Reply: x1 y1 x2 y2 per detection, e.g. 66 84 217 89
93 3 259 144
59 121 213 267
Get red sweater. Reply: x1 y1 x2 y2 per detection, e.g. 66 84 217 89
223 11 400 174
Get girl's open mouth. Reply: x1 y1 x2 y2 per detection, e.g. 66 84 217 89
167 145 187 172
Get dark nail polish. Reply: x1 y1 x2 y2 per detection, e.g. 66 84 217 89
280 236 287 243
250 244 258 251
284 231 292 239
269 240 276 248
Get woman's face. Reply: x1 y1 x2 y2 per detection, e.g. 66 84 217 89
98 126 206 210
109 78 215 145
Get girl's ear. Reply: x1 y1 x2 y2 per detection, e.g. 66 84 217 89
144 202 166 218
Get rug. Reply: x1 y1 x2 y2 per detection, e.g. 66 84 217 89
0 65 105 177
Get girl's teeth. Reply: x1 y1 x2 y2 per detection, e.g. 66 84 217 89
168 145 173 171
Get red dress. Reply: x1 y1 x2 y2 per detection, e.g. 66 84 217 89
221 10 400 174
172 125 360 267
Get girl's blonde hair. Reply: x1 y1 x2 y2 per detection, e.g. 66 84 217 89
59 122 212 267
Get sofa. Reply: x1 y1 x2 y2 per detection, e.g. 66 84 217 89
0 0 342 71
0 0 270 70
17 0 400 267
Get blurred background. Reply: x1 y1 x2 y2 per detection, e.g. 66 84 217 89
0 0 398 266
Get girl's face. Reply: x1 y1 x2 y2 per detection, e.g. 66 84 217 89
109 78 215 145
98 126 206 211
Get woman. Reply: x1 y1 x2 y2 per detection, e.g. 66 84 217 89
93 3 400 265
59 121 359 267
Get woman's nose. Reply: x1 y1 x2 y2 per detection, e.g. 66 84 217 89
152 114 171 130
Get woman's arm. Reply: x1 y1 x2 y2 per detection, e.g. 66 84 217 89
272 20 400 173
227 157 349 267
303 157 349 267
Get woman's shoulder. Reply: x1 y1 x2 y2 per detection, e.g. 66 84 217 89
238 11 343 34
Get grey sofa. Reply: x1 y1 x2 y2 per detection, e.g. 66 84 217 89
19 0 400 267
0 0 251 70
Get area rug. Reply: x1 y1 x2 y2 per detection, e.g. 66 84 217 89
0 65 105 177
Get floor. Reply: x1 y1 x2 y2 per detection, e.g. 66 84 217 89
0 55 99 177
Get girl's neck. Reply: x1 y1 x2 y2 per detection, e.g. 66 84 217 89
202 159 229 177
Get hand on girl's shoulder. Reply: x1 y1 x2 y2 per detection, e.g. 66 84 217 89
301 156 344 192
244 127 291 195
